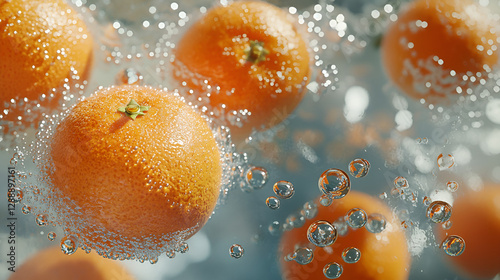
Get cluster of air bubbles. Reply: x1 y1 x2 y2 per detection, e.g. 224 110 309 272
348 158 370 178
345 208 368 229
246 166 269 190
318 168 351 199
323 262 343 279
341 247 361 263
426 201 452 223
307 220 338 247
229 244 244 259
441 235 466 257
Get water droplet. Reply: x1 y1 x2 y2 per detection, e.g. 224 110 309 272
268 221 281 236
318 168 350 199
332 217 348 236
21 204 31 215
437 154 455 170
441 235 465 256
229 244 244 259
346 208 367 228
323 262 343 279
61 235 78 255
394 176 409 189
341 247 361 263
273 181 294 199
348 158 370 178
116 68 143 85
149 257 158 264
307 220 338 247
178 242 189 253
266 196 280 210
447 181 459 192
301 201 318 219
246 166 268 189
166 250 176 258
36 214 48 226
320 194 333 206
291 247 314 265
426 201 452 223
365 213 387 233
47 231 56 241
8 187 23 204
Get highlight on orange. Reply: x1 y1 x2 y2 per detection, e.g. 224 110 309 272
0 0 93 127
173 1 310 142
436 185 500 279
8 246 134 280
43 85 222 260
381 0 499 102
279 191 411 280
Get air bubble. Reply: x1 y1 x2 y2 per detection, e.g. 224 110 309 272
307 220 338 247
394 176 409 189
291 247 314 265
323 262 343 279
178 242 189 253
116 68 143 85
286 213 306 229
346 208 367 228
273 181 294 199
229 244 244 259
166 250 176 258
447 181 459 192
21 205 31 215
320 194 333 206
348 158 370 178
268 221 281 236
441 235 466 256
246 166 268 189
341 247 361 263
266 196 280 210
47 231 56 241
437 154 455 170
332 217 348 236
36 214 48 226
301 201 318 219
365 213 387 233
318 168 350 199
426 201 452 223
61 235 78 255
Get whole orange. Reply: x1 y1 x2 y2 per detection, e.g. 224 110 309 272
279 191 411 280
45 85 221 258
436 186 500 279
173 1 310 141
8 246 134 280
381 0 498 101
0 0 93 125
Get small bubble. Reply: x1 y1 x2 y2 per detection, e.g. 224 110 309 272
318 168 350 199
47 231 56 241
323 262 343 279
365 213 387 233
379 192 388 200
394 176 409 189
166 250 176 258
273 181 294 199
116 68 143 85
341 247 361 263
149 257 158 264
291 247 314 265
36 214 48 226
320 194 333 206
423 196 432 206
348 158 370 178
437 154 455 170
442 220 453 230
286 213 306 228
426 201 452 223
21 204 31 215
266 196 280 210
332 217 348 236
61 235 78 255
307 220 338 247
178 242 189 253
246 166 269 189
301 201 318 219
346 208 367 229
447 181 459 192
229 244 244 259
268 221 281 236
441 235 466 256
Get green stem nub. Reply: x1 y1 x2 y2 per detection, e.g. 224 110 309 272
118 99 150 120
245 41 269 64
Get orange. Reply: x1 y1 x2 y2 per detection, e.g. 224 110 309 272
279 191 411 280
0 0 93 125
8 246 134 280
436 185 500 279
381 0 498 102
173 1 310 142
45 85 221 258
